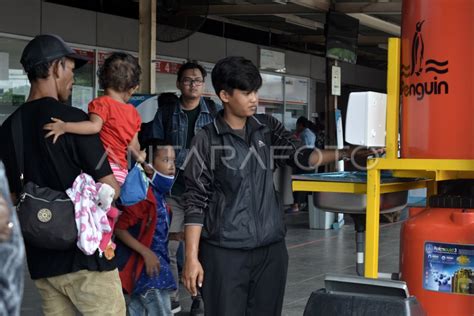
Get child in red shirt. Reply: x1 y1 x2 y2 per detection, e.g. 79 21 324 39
44 52 144 184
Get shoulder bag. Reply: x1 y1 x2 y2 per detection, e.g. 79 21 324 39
12 110 77 250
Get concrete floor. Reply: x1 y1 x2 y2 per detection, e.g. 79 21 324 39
20 211 404 316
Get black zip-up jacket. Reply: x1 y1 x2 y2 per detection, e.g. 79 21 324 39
183 112 313 249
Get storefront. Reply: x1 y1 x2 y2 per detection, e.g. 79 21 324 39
0 34 310 130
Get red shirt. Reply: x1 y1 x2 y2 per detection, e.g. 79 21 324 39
88 96 141 169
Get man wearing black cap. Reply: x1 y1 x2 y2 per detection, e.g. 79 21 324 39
0 34 126 315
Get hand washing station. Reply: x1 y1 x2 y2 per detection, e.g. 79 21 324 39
292 171 426 276
295 171 409 214
292 90 428 276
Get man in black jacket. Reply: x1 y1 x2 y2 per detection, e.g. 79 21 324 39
181 56 355 315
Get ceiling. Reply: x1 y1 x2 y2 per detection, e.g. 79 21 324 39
46 0 403 70
203 0 402 69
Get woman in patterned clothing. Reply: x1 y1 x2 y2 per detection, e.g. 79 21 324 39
0 162 25 316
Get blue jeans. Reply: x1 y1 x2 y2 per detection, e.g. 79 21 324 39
128 289 172 316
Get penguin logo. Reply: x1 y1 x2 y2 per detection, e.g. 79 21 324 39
411 20 425 76
401 20 449 79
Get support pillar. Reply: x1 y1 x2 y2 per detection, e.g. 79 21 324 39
139 0 156 94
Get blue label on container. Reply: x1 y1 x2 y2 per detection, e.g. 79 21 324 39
423 242 473 295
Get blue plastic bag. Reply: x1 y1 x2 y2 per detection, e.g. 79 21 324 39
119 164 149 206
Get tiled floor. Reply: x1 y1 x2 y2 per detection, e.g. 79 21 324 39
20 211 404 315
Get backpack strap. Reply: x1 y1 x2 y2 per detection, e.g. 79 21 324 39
203 97 218 117
160 97 179 143
10 110 24 190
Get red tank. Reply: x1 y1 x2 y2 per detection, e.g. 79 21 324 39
400 0 474 158
400 208 474 316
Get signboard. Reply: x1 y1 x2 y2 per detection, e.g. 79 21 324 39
98 51 112 67
156 59 182 74
326 11 359 64
285 77 308 104
331 66 341 96
259 73 283 103
260 48 286 72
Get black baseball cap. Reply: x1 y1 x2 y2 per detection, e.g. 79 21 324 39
20 34 89 72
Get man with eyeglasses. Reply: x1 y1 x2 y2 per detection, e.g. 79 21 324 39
152 61 221 315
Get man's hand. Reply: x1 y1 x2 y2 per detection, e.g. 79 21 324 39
142 248 160 277
129 146 147 164
182 257 204 296
0 195 12 242
348 146 385 160
43 117 66 143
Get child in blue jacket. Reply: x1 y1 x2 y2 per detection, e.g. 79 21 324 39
115 139 176 316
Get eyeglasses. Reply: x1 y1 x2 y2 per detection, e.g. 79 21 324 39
181 78 204 86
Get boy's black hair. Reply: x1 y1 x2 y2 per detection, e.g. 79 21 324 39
177 61 207 82
211 56 262 96
142 138 173 162
98 52 141 92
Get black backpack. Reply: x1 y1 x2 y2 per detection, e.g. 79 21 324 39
160 96 219 143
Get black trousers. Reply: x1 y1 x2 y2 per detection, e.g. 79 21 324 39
199 240 289 316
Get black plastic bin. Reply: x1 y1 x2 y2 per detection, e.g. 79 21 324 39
303 274 425 316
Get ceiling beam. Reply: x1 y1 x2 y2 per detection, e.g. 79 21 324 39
348 13 401 36
275 14 325 30
207 4 322 15
207 15 292 35
287 0 330 12
277 34 390 45
335 2 402 14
